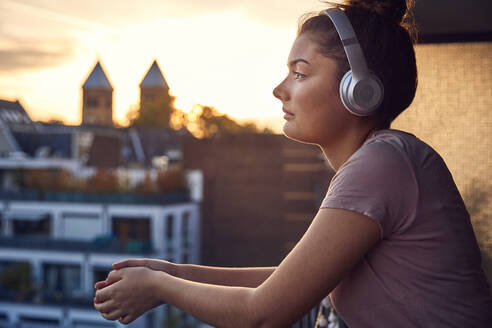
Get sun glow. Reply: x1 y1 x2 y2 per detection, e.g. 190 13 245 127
0 0 330 131
1 11 295 131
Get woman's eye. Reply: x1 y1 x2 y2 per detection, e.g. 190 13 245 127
293 72 305 80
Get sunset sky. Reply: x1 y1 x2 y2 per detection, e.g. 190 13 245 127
0 0 327 131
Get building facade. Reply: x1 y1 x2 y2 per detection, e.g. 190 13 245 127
0 175 200 328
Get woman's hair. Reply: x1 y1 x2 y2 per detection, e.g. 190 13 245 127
298 0 418 129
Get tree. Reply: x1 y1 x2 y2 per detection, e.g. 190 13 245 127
126 96 273 137
186 104 272 138
135 173 157 194
156 165 187 193
86 169 119 193
128 93 176 129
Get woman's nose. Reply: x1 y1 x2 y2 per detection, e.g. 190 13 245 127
272 85 281 99
273 80 288 101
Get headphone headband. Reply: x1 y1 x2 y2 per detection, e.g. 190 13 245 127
324 8 368 80
323 7 384 116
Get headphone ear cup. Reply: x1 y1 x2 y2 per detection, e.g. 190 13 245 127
339 70 354 114
339 71 384 116
352 74 384 115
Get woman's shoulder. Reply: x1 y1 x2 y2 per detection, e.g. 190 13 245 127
341 129 420 171
360 128 437 165
366 128 421 150
336 129 421 187
336 128 436 185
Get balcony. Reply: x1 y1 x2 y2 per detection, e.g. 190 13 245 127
0 236 154 255
0 286 93 308
0 190 190 205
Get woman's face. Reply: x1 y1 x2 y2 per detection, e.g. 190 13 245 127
273 33 351 146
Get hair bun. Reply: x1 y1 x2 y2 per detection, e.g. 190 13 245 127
347 0 412 25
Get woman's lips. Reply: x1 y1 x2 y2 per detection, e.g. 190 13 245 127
283 108 295 120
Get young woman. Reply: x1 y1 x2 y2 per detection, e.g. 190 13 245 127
94 0 492 326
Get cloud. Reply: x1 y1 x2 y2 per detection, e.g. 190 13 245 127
0 39 74 72
165 0 328 26
3 0 326 29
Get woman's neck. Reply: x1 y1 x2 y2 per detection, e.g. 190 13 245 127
320 126 379 172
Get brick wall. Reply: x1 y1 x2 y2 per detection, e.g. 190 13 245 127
392 41 492 279
183 133 333 267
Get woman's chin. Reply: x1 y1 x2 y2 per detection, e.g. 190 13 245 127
283 123 305 143
282 121 295 138
282 122 320 145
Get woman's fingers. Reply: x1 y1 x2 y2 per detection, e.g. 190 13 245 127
113 258 147 270
113 258 167 272
95 269 123 291
94 299 117 313
94 280 108 290
101 308 126 321
95 282 117 304
119 314 134 325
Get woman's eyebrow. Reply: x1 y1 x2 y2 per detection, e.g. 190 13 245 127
288 58 311 67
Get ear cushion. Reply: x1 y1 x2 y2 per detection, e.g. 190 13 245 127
340 71 355 114
340 70 384 116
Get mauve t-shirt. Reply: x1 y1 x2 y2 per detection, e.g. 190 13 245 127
321 129 492 327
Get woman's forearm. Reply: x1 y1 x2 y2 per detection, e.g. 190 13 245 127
174 264 276 288
156 272 262 328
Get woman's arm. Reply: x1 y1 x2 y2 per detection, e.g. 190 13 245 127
94 207 380 327
109 259 276 288
177 264 276 288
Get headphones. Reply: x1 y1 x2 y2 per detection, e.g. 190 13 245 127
324 8 384 116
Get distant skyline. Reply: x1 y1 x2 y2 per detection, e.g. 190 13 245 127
0 0 327 131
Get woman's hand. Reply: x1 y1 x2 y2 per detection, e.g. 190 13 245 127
94 258 177 290
94 267 164 325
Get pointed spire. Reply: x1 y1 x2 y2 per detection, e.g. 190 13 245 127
83 61 113 90
140 60 169 89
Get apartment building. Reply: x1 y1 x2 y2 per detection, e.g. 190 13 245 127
0 162 200 328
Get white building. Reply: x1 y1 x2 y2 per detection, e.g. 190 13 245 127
0 192 200 328
0 151 202 327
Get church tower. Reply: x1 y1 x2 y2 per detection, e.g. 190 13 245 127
82 61 113 126
139 60 172 128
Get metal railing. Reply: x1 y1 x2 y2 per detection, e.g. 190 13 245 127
0 189 190 205
0 236 154 255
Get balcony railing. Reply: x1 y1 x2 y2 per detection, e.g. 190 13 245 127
0 286 93 308
0 236 154 255
0 190 190 205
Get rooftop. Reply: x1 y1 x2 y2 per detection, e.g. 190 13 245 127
0 99 33 125
140 60 169 89
82 61 113 90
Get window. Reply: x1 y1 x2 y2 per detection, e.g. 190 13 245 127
143 94 156 102
62 212 101 241
112 217 150 241
166 215 174 240
181 212 190 247
12 216 51 237
86 97 99 107
43 263 81 299
112 217 151 253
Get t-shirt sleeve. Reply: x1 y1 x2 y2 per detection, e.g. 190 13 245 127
321 139 419 239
